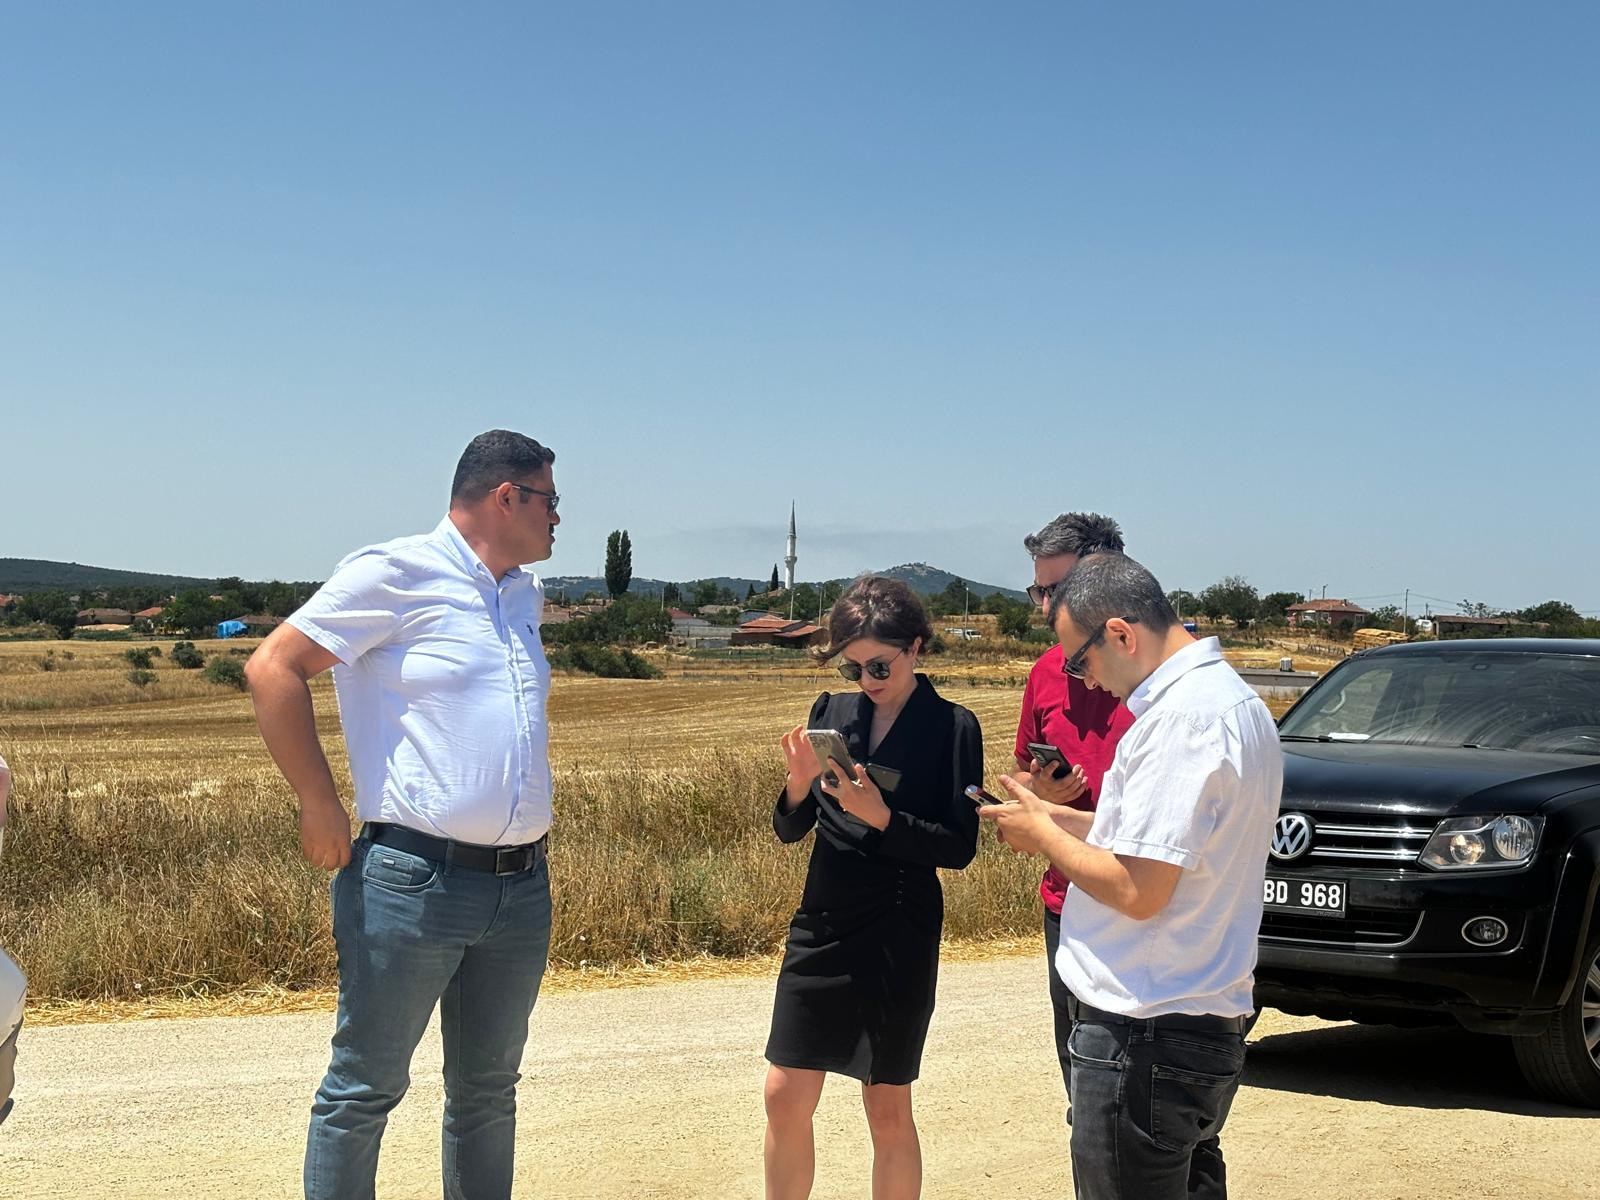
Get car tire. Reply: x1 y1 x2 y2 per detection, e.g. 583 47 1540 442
1513 925 1600 1108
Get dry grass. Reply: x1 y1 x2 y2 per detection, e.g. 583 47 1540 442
0 637 262 712
0 667 1045 1009
0 636 1298 1016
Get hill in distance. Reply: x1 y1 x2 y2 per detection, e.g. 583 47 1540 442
1 557 1026 606
0 558 216 594
543 563 1026 605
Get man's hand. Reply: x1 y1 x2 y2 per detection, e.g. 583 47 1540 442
976 774 1062 856
1026 760 1087 807
300 796 354 870
820 762 891 831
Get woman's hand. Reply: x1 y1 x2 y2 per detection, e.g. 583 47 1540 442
780 725 822 807
820 762 891 831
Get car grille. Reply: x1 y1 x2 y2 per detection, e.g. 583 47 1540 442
1285 810 1434 868
1260 908 1421 947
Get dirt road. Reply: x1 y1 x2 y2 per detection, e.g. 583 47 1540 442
4 954 1594 1198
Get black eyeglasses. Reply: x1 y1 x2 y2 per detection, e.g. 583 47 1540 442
1026 579 1064 607
507 482 560 514
837 648 905 682
1060 619 1136 680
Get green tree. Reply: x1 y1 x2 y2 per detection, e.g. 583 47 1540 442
1199 576 1260 628
790 583 820 621
1258 591 1305 624
1368 605 1402 631
160 590 225 638
17 590 79 639
604 530 633 599
991 597 1032 639
1517 600 1581 630
769 564 781 593
1166 589 1200 621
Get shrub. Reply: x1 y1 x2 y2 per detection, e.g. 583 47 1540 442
39 651 58 672
171 641 205 669
202 656 247 690
126 669 157 688
123 648 156 670
549 643 663 679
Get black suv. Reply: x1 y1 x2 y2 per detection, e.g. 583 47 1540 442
1255 638 1600 1106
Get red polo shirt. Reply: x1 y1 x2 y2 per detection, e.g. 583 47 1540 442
1013 642 1136 914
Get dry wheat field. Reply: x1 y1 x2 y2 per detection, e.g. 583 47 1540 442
0 638 1046 1007
0 636 1296 1011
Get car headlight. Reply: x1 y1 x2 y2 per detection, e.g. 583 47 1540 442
1419 815 1542 870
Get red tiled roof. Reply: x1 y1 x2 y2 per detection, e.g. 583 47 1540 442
666 608 694 621
1286 599 1371 614
773 623 823 639
135 606 165 619
738 616 802 632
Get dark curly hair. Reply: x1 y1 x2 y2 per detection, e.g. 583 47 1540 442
815 576 935 662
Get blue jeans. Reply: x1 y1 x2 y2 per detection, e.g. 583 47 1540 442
1066 1016 1245 1200
305 837 552 1200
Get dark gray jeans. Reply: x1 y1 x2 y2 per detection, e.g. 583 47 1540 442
1066 1014 1245 1200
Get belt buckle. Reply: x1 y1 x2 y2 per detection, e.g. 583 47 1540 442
494 846 530 876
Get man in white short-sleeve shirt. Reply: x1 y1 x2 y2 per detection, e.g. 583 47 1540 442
980 553 1281 1200
247 429 562 1200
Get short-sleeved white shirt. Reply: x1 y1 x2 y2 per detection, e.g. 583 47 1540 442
286 516 553 846
1056 637 1282 1017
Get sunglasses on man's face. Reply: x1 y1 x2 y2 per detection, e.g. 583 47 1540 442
1061 618 1137 680
1026 579 1064 607
837 648 905 682
506 482 560 514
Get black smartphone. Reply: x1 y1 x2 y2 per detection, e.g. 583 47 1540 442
964 784 1005 807
1026 741 1072 781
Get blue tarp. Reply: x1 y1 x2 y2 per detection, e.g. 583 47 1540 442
216 620 248 639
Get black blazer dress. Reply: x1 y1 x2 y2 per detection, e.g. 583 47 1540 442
764 675 983 1084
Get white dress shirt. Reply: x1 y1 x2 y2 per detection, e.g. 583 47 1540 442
1057 637 1283 1017
287 516 553 846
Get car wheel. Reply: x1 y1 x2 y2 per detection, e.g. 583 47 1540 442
1514 926 1600 1108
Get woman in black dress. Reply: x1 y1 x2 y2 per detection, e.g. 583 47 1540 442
762 576 983 1200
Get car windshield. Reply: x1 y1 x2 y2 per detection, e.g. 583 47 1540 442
1279 650 1600 756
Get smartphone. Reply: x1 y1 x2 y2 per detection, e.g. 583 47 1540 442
804 729 856 787
965 784 1005 807
1026 741 1072 781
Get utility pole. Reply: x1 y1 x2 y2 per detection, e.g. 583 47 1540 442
1402 588 1410 635
963 583 969 621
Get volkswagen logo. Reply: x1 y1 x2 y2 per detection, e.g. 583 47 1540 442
1270 813 1314 861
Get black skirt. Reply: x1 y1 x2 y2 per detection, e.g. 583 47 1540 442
765 845 944 1084
763 678 983 1085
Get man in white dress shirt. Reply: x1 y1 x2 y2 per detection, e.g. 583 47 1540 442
247 429 562 1200
979 553 1281 1200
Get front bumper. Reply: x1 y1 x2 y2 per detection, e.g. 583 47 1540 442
1254 861 1563 1036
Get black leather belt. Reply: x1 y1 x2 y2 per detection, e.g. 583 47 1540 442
365 822 547 876
1076 1002 1248 1037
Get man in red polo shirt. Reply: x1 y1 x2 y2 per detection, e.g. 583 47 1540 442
1013 512 1135 1097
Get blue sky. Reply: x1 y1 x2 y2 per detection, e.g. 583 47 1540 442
3 3 1595 615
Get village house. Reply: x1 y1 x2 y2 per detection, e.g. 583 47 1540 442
730 614 826 649
1285 599 1372 629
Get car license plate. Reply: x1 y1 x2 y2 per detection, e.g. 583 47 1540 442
1263 876 1346 917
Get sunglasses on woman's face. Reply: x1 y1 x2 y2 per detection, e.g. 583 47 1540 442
837 647 905 682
